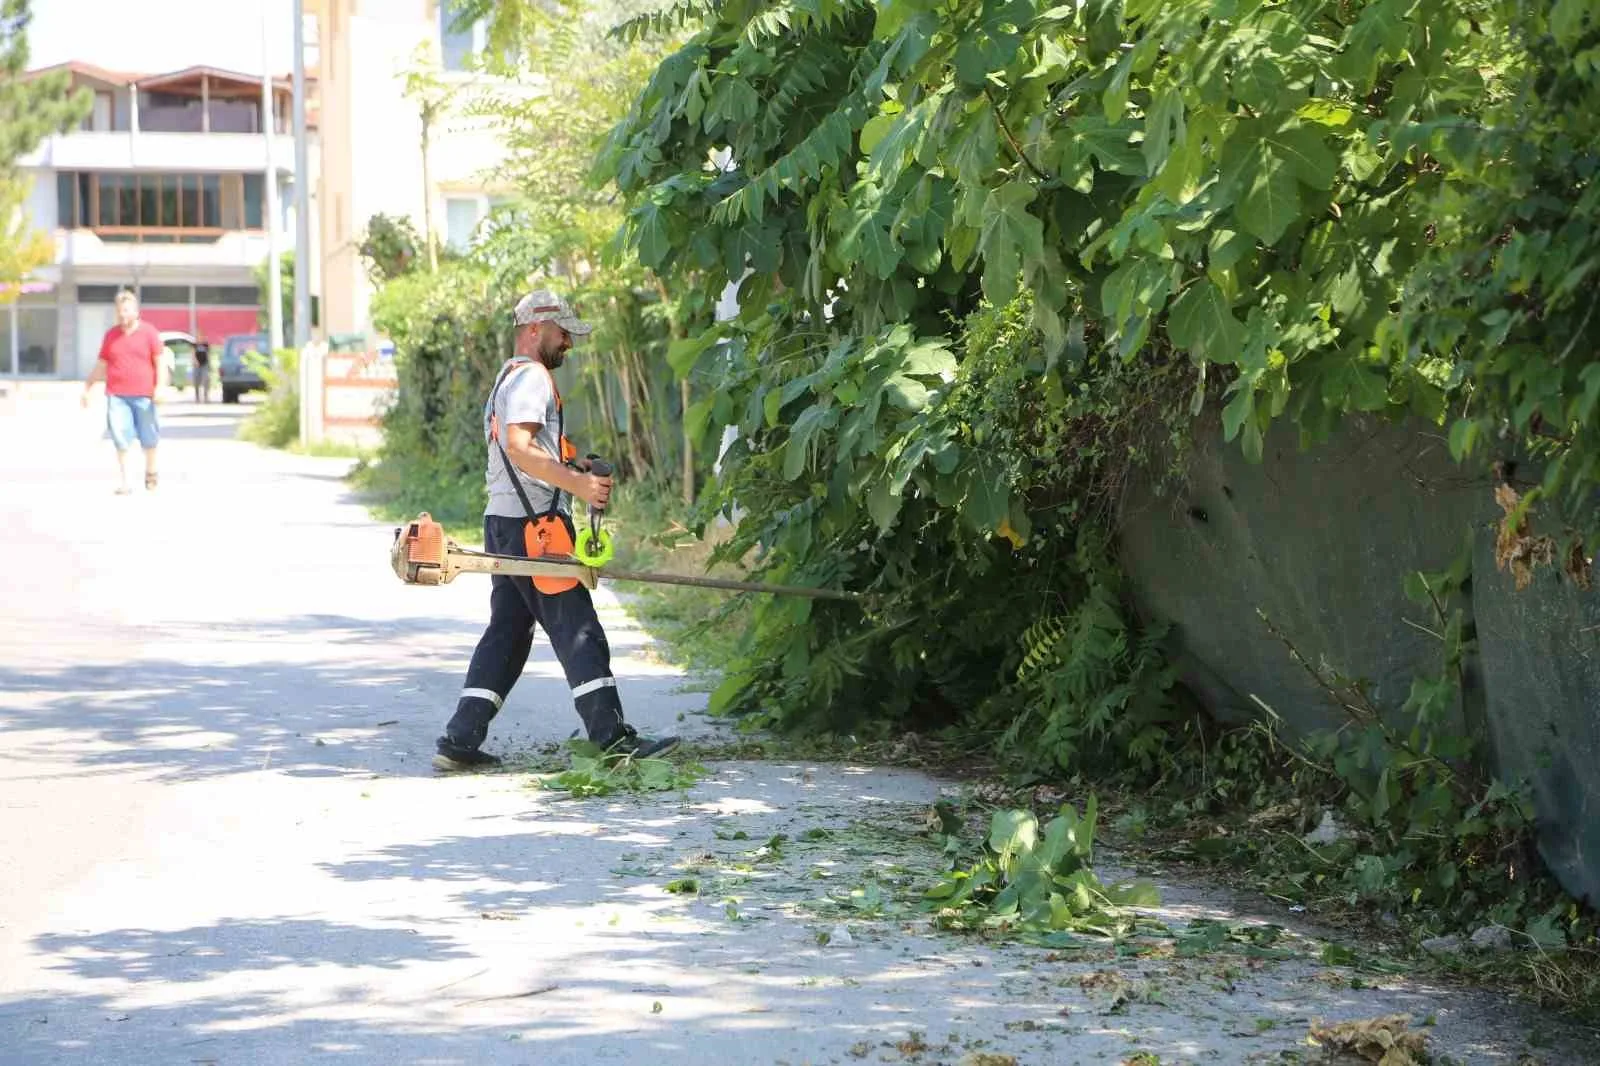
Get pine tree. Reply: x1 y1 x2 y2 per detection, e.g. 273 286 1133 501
0 0 91 291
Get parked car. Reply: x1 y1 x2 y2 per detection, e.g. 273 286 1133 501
159 330 196 392
219 332 271 404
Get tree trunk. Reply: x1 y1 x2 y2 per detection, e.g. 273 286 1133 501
681 377 694 505
421 103 438 273
626 349 650 480
652 278 695 506
593 360 616 464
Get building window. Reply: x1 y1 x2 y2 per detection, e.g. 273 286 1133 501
78 285 125 303
244 174 264 229
208 95 262 135
55 172 266 235
17 306 59 375
140 285 191 306
79 90 115 132
439 0 484 71
180 174 200 228
445 196 482 252
138 90 205 133
194 285 260 306
203 175 222 227
56 172 73 226
138 174 158 226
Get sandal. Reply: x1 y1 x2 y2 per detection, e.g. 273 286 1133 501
144 472 158 491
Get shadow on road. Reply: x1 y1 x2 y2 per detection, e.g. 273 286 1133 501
30 920 471 984
0 613 703 784
5 768 1565 1066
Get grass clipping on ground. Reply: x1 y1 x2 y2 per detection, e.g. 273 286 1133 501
531 739 706 798
1308 1014 1428 1065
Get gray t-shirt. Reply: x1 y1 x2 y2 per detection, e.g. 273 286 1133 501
484 359 569 518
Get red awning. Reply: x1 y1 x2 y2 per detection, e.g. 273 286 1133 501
194 309 261 345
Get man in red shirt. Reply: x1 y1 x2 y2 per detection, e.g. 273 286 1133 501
81 291 167 494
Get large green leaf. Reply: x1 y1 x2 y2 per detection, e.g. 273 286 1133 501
1083 0 1124 63
900 340 956 377
978 182 1046 305
963 458 1012 531
885 374 931 410
840 191 903 281
1103 50 1134 121
866 476 903 531
1058 115 1144 178
1207 228 1252 273
1221 381 1254 442
1167 278 1243 363
859 113 896 155
631 201 673 269
1142 85 1185 176
667 329 720 376
1263 125 1340 190
988 809 1038 859
1100 258 1173 326
1236 156 1300 245
1334 0 1415 91
782 404 840 480
1322 361 1391 412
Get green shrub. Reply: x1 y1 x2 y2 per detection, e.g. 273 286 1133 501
238 347 301 449
686 292 1190 750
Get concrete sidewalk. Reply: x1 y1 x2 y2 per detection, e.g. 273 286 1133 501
0 392 1590 1064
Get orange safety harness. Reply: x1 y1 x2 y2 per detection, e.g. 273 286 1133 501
487 358 581 594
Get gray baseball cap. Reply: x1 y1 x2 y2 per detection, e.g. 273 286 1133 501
513 289 593 337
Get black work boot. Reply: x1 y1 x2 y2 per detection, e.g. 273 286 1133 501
602 725 680 760
432 736 505 773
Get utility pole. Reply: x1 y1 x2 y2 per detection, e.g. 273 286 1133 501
261 0 283 353
292 0 312 347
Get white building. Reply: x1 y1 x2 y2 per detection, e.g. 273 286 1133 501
314 0 521 337
13 62 312 379
13 1 522 377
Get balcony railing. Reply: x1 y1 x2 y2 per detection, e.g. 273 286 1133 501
21 131 297 175
56 228 275 270
89 226 245 244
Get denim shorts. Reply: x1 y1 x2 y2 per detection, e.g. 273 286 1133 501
107 394 160 451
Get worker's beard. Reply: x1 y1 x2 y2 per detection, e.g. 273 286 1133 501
539 339 568 369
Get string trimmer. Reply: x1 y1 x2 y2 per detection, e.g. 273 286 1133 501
389 512 859 602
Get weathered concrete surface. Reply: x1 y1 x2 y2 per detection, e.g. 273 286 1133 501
1119 414 1600 903
1118 416 1489 733
1472 544 1600 905
0 388 1590 1064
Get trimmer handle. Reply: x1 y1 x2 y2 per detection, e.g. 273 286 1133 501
572 455 618 566
585 454 612 534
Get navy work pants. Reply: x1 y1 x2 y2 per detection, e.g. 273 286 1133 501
442 514 626 751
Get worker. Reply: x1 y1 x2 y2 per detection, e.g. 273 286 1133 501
433 289 679 772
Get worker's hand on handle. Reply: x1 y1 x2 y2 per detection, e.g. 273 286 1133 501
573 471 612 510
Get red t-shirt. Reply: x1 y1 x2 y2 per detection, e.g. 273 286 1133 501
99 321 163 397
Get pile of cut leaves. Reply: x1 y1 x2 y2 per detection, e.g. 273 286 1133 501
533 740 705 798
926 798 1161 943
